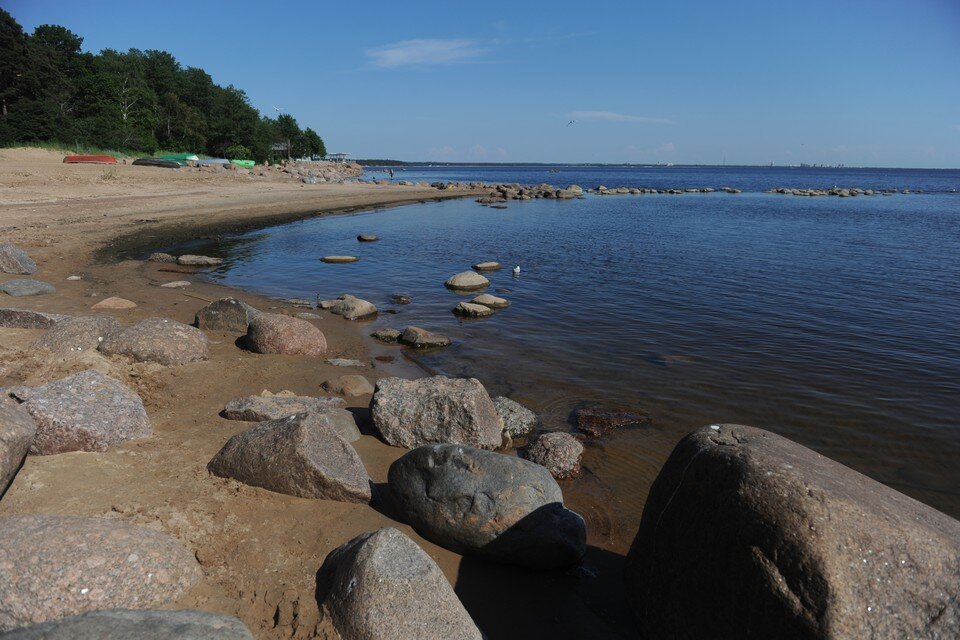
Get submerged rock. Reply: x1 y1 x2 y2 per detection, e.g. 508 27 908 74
444 271 489 291
391 293 412 305
470 293 510 309
32 315 120 354
493 396 540 440
370 376 502 449
389 444 586 568
0 403 36 496
522 432 584 479
626 424 960 639
371 328 402 343
8 370 150 455
317 527 483 640
99 317 209 366
194 297 260 332
0 245 37 275
398 326 451 348
0 279 55 297
0 308 69 329
245 313 326 356
0 610 254 640
0 514 201 631
320 255 360 264
208 412 371 502
453 301 494 318
574 406 649 438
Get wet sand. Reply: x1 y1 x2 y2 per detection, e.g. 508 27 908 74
0 149 634 638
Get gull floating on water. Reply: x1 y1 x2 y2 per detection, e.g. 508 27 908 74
513 266 521 276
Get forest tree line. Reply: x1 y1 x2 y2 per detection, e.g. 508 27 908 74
0 9 325 161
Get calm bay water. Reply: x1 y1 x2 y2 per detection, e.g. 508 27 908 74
175 165 960 530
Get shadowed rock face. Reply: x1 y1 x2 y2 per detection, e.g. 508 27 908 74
0 244 37 275
493 396 540 440
0 403 35 497
388 444 587 569
245 313 327 356
626 424 960 640
0 609 254 639
370 376 502 449
98 317 209 366
316 527 483 640
0 514 202 632
208 412 371 503
0 308 69 329
194 297 260 333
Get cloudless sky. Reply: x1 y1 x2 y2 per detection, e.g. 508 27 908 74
4 0 960 166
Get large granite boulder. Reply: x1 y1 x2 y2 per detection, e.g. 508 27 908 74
0 245 37 275
388 444 586 568
208 412 371 502
98 317 209 365
32 316 120 353
0 610 253 639
370 376 502 449
194 297 260 332
493 396 540 440
398 326 451 348
444 271 489 291
0 308 69 329
0 403 35 497
245 313 326 356
522 432 584 479
220 393 344 421
317 527 482 640
625 424 960 640
7 370 150 455
0 514 202 632
0 279 55 297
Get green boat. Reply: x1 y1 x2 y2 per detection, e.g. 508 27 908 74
230 159 255 168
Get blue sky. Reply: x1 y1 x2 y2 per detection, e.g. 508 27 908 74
5 0 960 166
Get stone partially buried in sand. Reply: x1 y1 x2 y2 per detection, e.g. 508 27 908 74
0 308 69 329
0 279 55 297
0 610 254 640
246 313 327 356
0 244 37 275
99 317 209 366
317 527 483 640
0 514 202 632
0 403 36 496
444 271 489 291
7 369 150 455
220 393 345 422
31 315 120 354
321 374 375 397
389 444 587 568
159 280 190 288
91 296 137 310
194 297 260 333
625 424 960 640
208 412 371 502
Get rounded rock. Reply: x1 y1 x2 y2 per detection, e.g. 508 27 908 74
444 271 489 291
321 256 360 264
245 313 327 356
522 432 584 479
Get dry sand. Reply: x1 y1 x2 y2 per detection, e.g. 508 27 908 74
0 148 634 639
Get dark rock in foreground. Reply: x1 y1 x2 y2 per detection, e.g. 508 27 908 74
0 514 202 632
0 279 55 297
32 315 120 353
317 527 483 640
0 308 69 329
8 369 150 455
220 393 344 421
208 412 371 502
194 297 260 332
574 406 649 438
0 245 37 275
99 317 209 365
626 424 960 640
371 376 502 449
0 403 35 496
389 444 586 568
0 609 254 639
245 313 326 356
522 432 584 479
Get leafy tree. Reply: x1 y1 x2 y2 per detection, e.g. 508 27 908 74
225 143 251 160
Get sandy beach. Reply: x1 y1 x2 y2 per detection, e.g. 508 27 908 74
0 149 631 639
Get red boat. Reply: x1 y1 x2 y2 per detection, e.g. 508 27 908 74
63 155 117 164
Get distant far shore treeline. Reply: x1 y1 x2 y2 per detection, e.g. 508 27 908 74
0 9 324 162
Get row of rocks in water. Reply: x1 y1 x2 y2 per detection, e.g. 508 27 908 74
768 186 914 196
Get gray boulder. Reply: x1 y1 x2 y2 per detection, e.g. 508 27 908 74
147 252 177 263
370 376 502 449
317 527 482 640
444 271 489 291
453 301 493 318
522 432 584 479
371 328 401 343
0 279 55 297
321 374 375 397
0 245 37 275
220 393 344 421
0 403 36 497
327 295 377 321
398 326 451 348
0 609 253 639
194 297 260 332
471 293 510 309
389 444 586 568
626 424 960 640
493 396 540 440
208 412 371 502
245 313 326 356
99 317 209 365
176 255 222 266
32 316 120 353
0 308 69 329
8 370 150 455
0 514 202 632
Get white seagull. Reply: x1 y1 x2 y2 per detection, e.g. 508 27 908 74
512 265 521 276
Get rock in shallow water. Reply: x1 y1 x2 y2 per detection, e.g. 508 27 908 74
453 301 494 318
472 261 501 272
626 424 960 640
444 271 489 291
99 317 209 366
493 396 540 440
194 297 260 333
8 369 150 455
320 255 359 264
245 313 326 356
326 295 377 320
389 444 587 568
574 406 648 438
371 328 401 343
0 279 56 297
522 432 584 479
471 293 510 309
0 514 202 632
0 609 254 640
0 245 37 275
0 403 35 496
317 527 483 640
398 326 451 348
370 376 502 449
176 254 222 266
208 412 371 502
